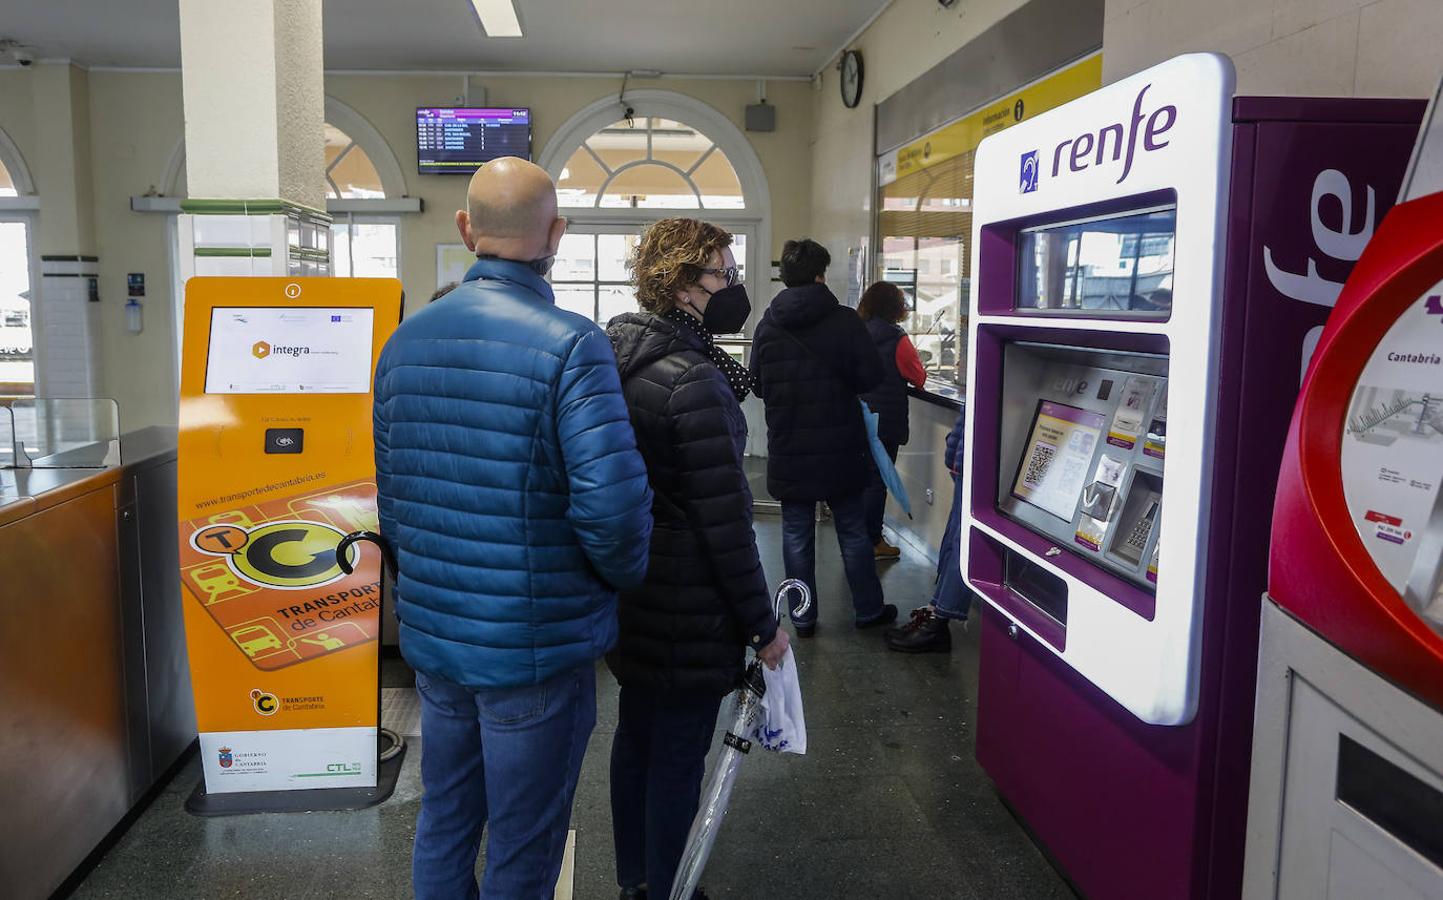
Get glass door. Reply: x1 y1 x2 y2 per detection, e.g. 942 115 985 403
0 216 36 396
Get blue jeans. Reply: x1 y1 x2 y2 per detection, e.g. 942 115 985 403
610 685 725 897
781 492 886 626
933 476 974 622
864 441 900 545
412 664 597 900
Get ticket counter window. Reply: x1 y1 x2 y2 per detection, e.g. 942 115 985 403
878 152 971 386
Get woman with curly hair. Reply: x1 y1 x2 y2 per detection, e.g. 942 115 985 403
605 218 790 900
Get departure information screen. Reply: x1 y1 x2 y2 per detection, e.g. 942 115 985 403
416 108 531 175
205 307 375 394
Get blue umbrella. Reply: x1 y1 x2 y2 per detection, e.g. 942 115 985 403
859 399 912 518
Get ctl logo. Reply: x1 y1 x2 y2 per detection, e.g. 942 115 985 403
191 520 356 590
252 341 271 359
1020 150 1040 193
250 689 280 716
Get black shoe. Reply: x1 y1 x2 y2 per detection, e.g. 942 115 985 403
855 603 899 629
887 605 933 639
619 888 646 900
793 619 817 638
884 607 952 653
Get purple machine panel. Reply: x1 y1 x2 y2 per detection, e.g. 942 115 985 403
973 98 1423 900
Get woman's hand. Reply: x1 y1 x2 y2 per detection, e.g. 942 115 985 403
757 628 791 670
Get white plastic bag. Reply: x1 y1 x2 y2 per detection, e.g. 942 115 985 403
752 647 806 754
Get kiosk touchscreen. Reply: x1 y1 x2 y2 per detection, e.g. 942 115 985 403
177 277 402 811
961 54 1424 900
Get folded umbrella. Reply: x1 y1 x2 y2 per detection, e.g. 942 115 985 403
859 399 913 517
668 579 812 900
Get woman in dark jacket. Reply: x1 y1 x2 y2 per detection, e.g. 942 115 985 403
606 218 790 900
857 281 928 560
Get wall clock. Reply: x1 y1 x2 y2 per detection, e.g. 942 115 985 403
840 50 864 109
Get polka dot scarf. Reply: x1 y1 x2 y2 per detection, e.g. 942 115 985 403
665 306 752 402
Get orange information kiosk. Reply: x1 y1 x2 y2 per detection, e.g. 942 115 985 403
176 277 403 813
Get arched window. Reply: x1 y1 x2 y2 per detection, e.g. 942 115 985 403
539 93 769 331
0 155 17 197
557 117 745 210
323 123 386 200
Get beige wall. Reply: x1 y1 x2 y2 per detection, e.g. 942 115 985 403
1103 0 1443 96
89 72 188 431
808 0 1032 302
0 68 812 431
324 72 814 306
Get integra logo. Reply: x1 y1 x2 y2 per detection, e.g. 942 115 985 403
1049 83 1177 185
252 340 310 358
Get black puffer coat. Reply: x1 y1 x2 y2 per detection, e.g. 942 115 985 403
605 312 779 695
861 317 909 447
749 283 884 501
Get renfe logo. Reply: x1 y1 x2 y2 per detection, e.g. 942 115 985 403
1020 150 1040 193
1264 169 1377 308
1051 84 1177 185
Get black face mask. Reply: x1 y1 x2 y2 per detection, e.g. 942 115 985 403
700 283 751 335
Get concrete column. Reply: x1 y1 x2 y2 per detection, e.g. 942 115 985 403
31 62 99 400
176 0 331 279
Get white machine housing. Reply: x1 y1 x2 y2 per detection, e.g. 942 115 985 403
962 54 1236 725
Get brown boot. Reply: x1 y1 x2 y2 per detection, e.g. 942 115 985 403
874 538 901 560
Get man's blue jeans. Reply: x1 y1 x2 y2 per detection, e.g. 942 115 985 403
781 492 887 626
933 475 974 622
412 663 596 900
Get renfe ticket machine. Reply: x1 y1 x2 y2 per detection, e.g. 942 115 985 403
960 54 1423 899
1244 91 1443 898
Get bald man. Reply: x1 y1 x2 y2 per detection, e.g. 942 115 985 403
373 157 653 900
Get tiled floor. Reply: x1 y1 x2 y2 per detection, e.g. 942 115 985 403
71 516 1075 899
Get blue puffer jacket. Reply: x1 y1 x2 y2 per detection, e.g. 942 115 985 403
373 258 653 689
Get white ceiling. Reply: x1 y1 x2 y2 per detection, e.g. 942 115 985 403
2 0 889 77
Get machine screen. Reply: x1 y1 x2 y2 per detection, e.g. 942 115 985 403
1016 207 1176 317
204 307 376 394
997 342 1169 591
1012 401 1106 522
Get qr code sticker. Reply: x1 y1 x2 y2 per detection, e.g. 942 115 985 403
1024 444 1055 489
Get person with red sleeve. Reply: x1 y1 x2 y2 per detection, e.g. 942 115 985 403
858 281 927 560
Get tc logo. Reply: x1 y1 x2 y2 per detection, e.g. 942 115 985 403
1020 150 1039 193
191 519 356 590
252 341 271 359
251 689 280 716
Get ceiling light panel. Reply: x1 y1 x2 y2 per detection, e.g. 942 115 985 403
470 0 523 37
